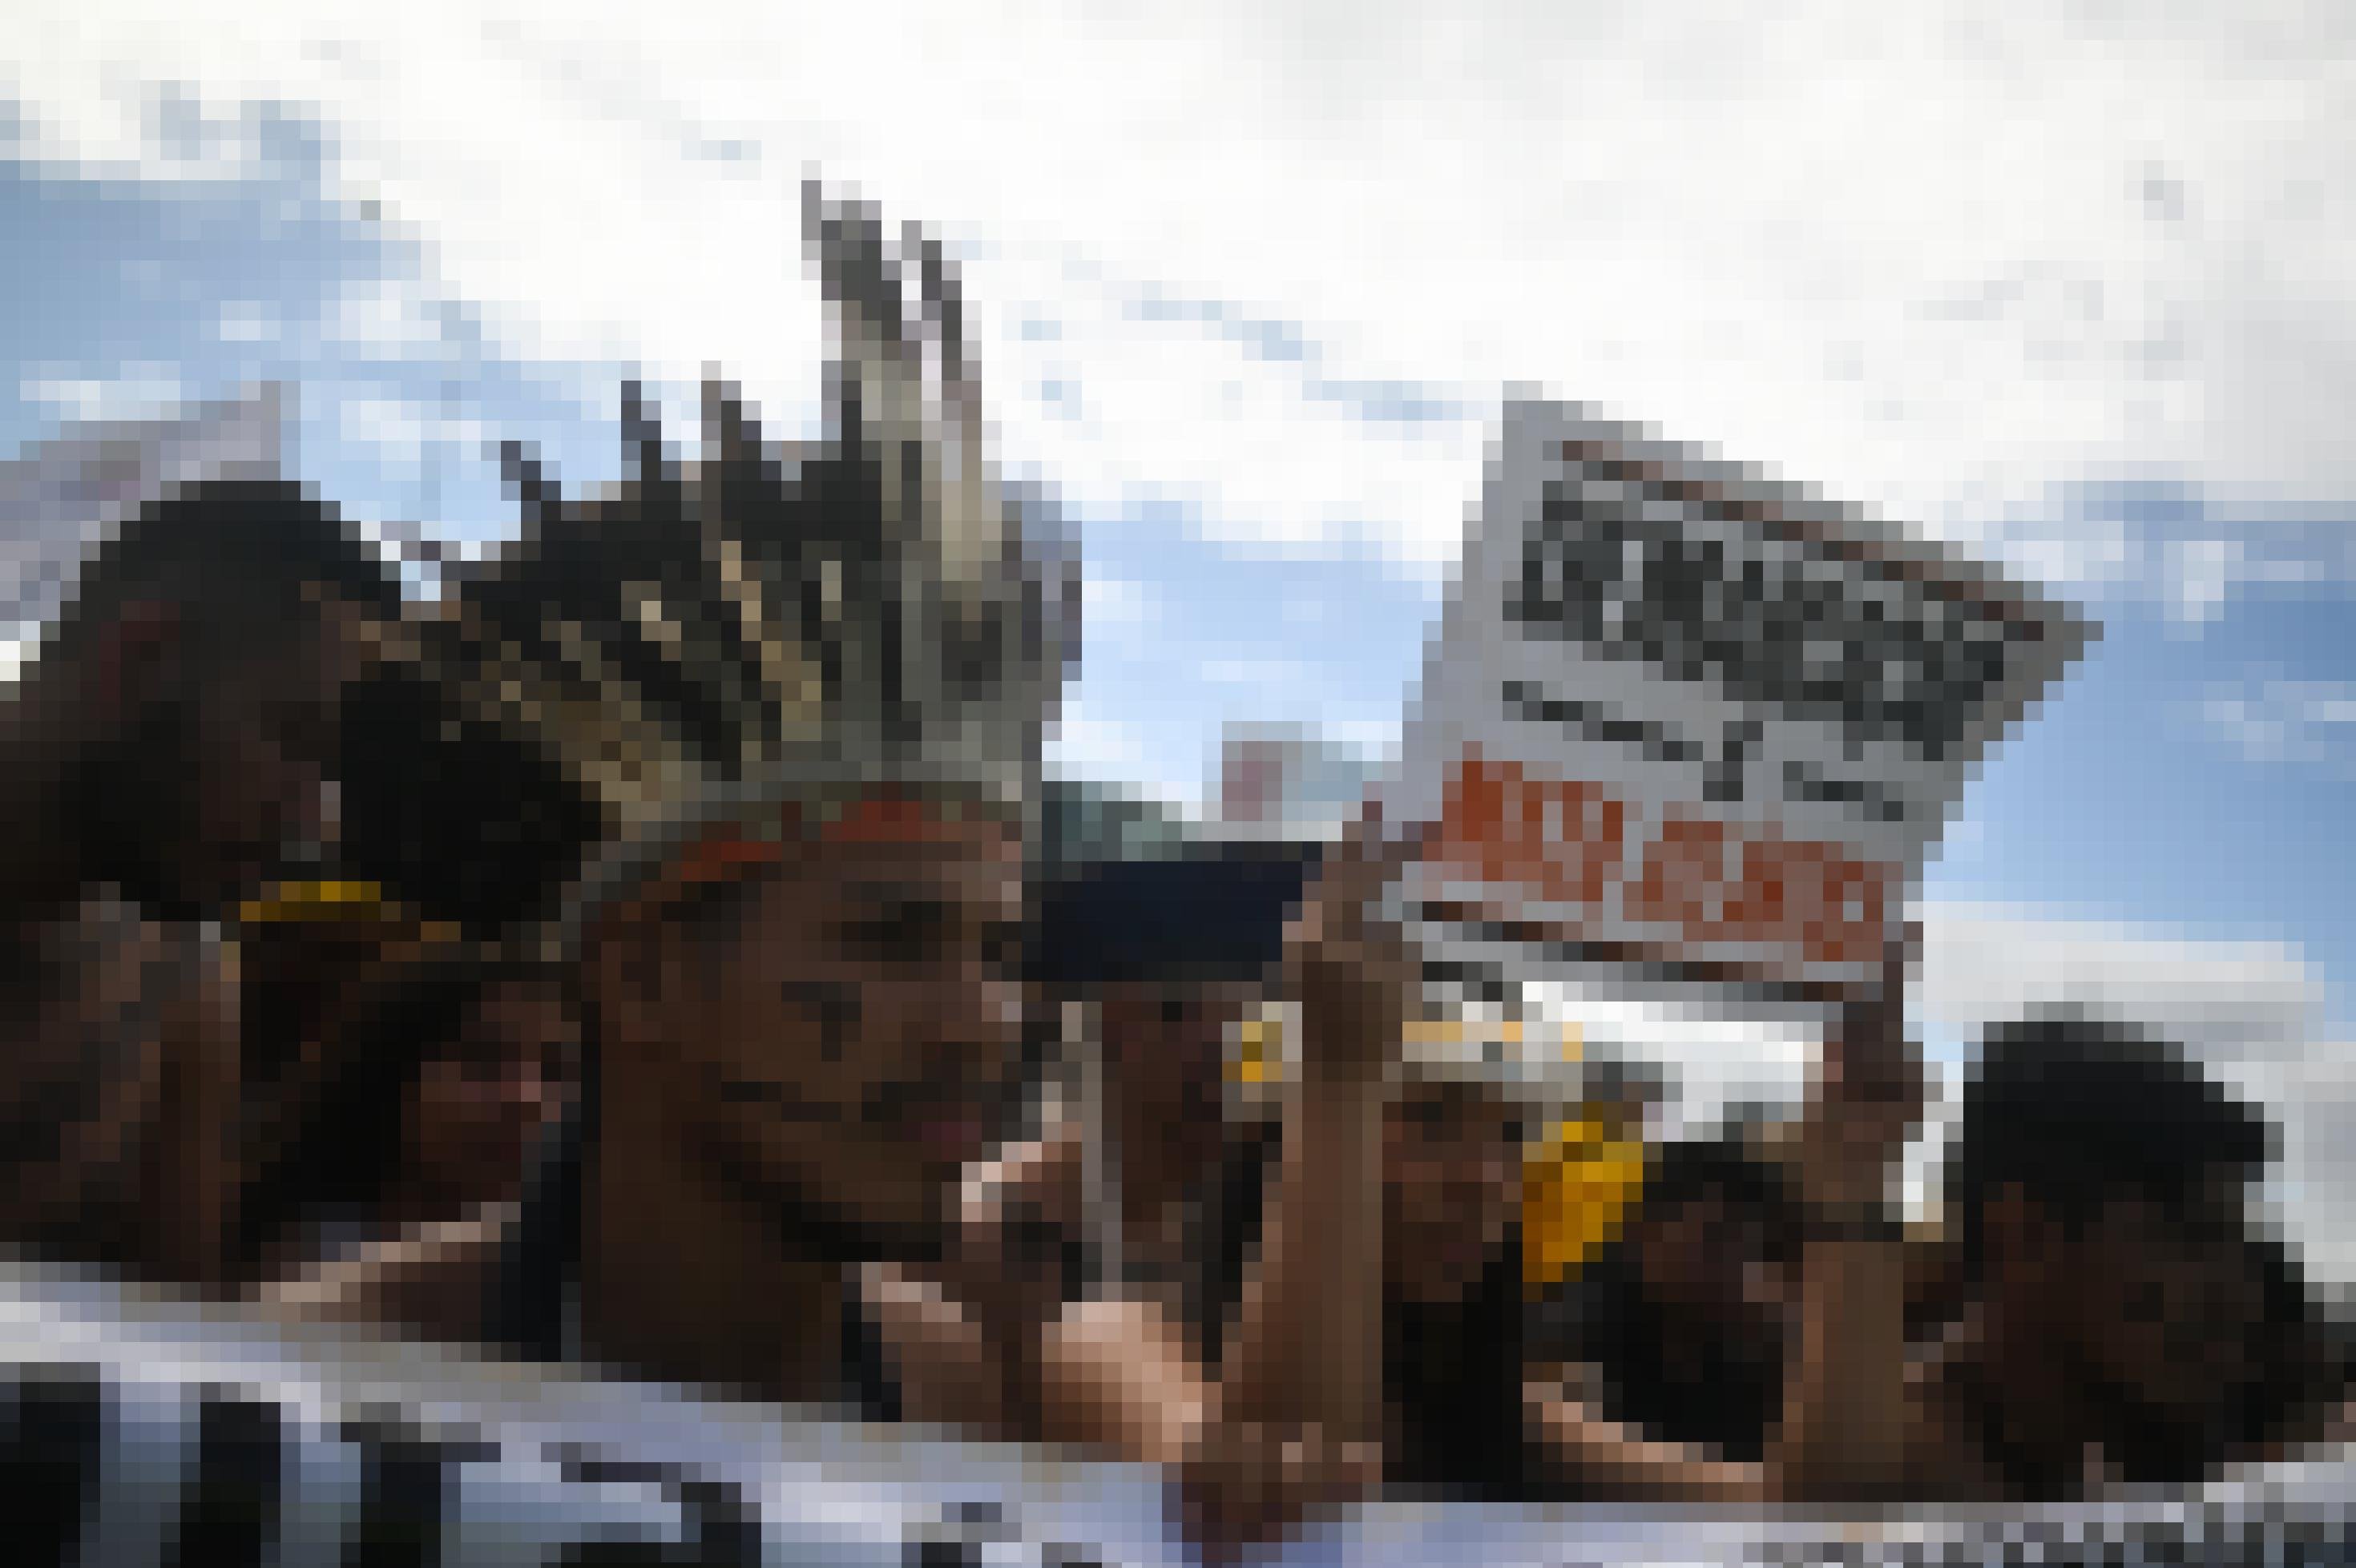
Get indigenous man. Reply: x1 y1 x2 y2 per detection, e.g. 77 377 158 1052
0 477 400 1288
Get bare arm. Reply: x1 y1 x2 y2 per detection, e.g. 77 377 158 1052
1023 820 1408 1554
1213 1070 1387 1441
1762 950 1930 1502
256 1206 512 1345
1526 1365 1773 1505
1023 1010 1391 1469
1771 1228 1918 1499
1204 816 1404 1453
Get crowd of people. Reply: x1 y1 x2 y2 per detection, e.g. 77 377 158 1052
4 271 2352 1550
2 462 2347 1552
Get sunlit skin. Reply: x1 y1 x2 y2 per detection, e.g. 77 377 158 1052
580 808 1027 1402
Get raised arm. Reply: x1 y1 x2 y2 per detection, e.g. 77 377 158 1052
1766 937 1930 1501
1030 815 1410 1548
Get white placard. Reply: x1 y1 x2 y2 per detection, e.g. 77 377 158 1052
1386 399 2091 1020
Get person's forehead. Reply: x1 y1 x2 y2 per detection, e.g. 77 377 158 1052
823 831 1025 905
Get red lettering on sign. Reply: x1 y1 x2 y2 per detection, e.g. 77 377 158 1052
1625 814 1742 937
1432 756 1891 970
1725 828 1891 968
1434 753 1624 910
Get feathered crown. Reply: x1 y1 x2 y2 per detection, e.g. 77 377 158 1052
410 184 1076 933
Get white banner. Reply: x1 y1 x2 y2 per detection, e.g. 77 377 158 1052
2 1259 2346 1566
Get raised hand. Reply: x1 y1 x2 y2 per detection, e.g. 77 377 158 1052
1283 804 1428 1086
1795 929 1926 1218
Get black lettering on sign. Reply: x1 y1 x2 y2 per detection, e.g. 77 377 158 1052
1506 478 2010 760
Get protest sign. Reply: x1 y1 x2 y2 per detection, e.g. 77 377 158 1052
1384 399 2092 1025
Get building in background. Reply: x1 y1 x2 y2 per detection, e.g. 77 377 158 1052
1212 719 1382 845
1039 775 1199 878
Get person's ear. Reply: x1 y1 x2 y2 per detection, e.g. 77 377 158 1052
87 599 184 722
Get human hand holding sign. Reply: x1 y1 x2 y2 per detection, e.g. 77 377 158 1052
1773 923 1927 1502
1283 804 1426 1085
1173 804 1429 1557
1794 926 1926 1220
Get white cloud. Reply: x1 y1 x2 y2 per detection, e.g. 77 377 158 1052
333 393 487 471
20 363 191 427
319 278 451 357
213 299 280 347
1045 700 1195 808
1078 570 1153 635
2197 675 2356 773
18 1 2346 603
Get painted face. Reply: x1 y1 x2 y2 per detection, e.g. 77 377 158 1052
593 809 1027 1255
1384 1080 1527 1307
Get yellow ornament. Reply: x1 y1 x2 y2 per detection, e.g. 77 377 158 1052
1521 1115 1648 1294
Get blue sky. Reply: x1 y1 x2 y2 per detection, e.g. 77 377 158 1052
5 2 2354 1268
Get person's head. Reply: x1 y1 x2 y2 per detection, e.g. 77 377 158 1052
1384 1076 1531 1308
1948 1012 2276 1424
578 774 1027 1263
39 480 400 916
1621 1131 1801 1349
399 969 575 1215
1029 847 1313 1174
236 951 573 1274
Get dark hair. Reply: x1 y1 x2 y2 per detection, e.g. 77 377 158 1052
34 482 402 913
1387 1227 1538 1501
232 953 562 1278
1545 1131 1805 1465
1947 1010 2273 1276
1638 1131 1802 1245
44 478 400 670
335 663 607 938
1025 844 1315 991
